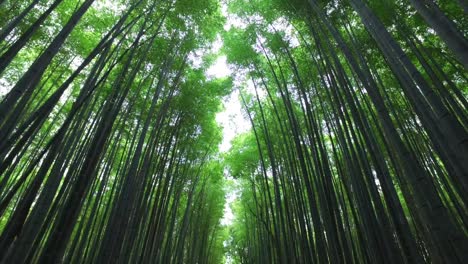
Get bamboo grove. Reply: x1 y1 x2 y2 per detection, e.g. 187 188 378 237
223 0 468 263
0 0 228 263
0 0 467 264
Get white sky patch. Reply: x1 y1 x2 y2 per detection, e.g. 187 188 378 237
224 16 247 31
0 78 12 96
188 50 204 68
221 2 247 31
94 0 125 14
206 56 232 78
212 35 224 53
216 88 251 152
70 56 84 71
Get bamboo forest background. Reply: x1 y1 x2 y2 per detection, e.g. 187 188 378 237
0 0 466 263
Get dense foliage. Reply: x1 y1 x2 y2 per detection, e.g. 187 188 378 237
0 0 229 263
223 0 468 263
0 0 467 263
